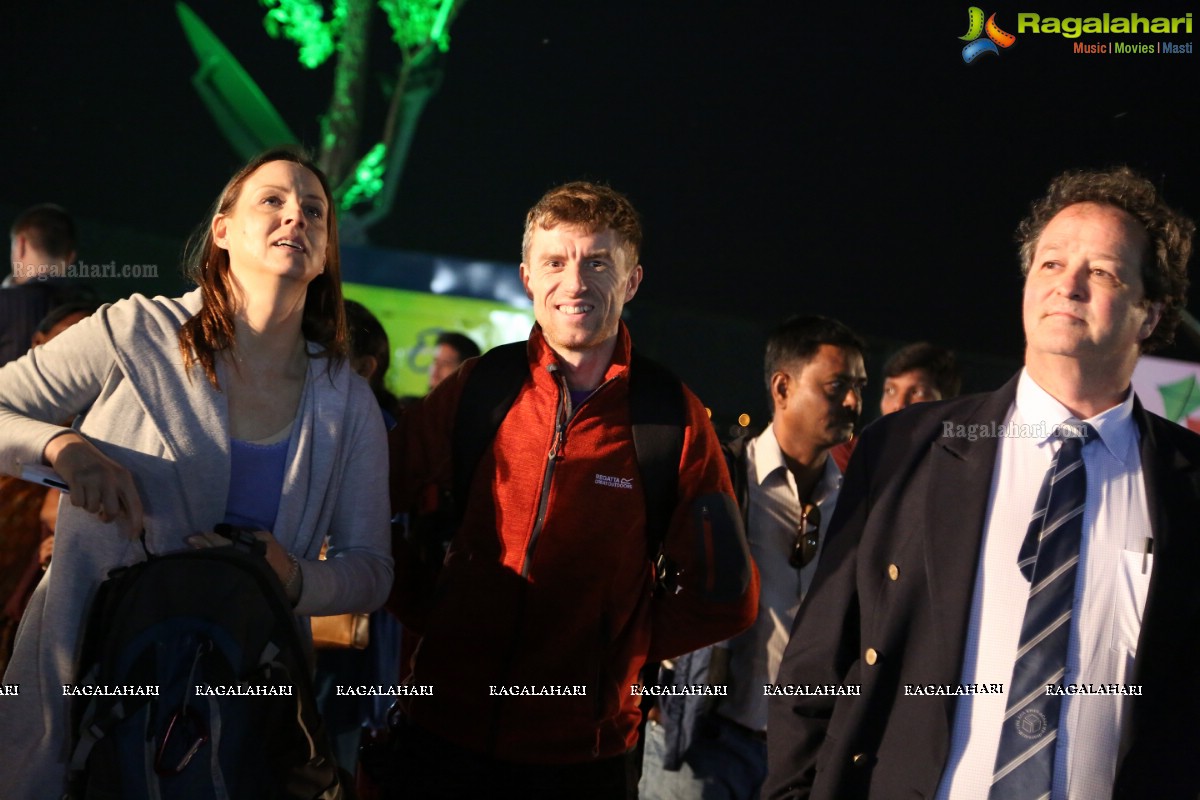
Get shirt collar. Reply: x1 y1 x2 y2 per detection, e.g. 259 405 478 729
752 424 844 502
1015 368 1137 463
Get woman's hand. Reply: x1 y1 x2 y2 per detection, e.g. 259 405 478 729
186 529 302 602
43 432 144 537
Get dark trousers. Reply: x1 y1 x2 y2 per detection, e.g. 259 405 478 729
377 721 633 800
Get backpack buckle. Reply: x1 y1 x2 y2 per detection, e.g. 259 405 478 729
212 523 267 556
654 551 683 596
154 704 210 777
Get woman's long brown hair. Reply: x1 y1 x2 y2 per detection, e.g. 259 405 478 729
178 146 347 388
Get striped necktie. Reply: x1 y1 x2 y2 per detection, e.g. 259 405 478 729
990 422 1094 800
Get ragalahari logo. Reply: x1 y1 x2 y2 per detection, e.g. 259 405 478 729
960 7 1017 62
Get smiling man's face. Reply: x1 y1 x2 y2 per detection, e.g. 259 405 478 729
520 224 642 358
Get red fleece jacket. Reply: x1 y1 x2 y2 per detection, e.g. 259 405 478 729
388 323 758 763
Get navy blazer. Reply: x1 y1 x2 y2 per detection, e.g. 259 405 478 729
764 373 1200 799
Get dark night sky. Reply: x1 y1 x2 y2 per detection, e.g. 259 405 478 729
5 1 1199 365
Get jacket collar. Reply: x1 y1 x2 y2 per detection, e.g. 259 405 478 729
526 321 634 386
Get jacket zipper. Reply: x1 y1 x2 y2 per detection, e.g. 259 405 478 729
509 366 622 755
519 368 618 578
521 367 571 577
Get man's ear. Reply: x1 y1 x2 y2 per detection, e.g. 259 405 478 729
770 371 790 412
1139 301 1165 343
624 264 644 302
519 263 534 301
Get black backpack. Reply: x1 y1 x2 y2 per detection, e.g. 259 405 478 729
66 527 343 800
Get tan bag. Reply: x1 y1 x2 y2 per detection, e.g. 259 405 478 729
311 611 370 650
309 542 370 650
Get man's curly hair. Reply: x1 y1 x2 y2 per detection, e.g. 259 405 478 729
1017 166 1194 352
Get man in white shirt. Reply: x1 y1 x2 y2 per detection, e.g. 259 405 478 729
765 167 1200 800
642 315 867 800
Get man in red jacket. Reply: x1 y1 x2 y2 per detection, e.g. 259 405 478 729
386 181 759 799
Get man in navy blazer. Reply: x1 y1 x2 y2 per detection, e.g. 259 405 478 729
765 167 1199 800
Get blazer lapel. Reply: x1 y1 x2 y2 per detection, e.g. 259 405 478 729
923 374 1020 683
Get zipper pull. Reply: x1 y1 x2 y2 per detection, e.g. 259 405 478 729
549 422 565 460
548 367 569 460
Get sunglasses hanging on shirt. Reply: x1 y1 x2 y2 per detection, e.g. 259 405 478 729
790 502 821 569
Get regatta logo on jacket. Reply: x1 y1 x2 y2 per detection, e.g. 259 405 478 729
595 473 635 490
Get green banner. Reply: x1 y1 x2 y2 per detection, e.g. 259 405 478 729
343 282 534 398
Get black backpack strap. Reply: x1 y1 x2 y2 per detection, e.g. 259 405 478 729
720 435 751 528
626 350 687 786
629 349 686 563
451 341 530 528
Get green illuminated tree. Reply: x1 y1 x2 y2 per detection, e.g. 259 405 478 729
178 0 466 242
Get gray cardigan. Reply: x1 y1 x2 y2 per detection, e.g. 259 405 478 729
0 289 392 797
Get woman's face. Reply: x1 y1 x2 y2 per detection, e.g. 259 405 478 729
212 160 330 288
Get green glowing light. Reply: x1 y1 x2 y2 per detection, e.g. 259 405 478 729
338 142 389 209
181 0 465 236
260 0 347 68
381 0 455 51
429 0 455 49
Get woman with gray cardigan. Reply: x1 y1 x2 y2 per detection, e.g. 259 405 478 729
0 148 393 796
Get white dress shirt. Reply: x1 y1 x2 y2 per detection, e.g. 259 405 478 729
936 369 1153 800
720 424 843 732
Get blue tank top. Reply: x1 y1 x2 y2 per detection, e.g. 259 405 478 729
223 437 290 532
